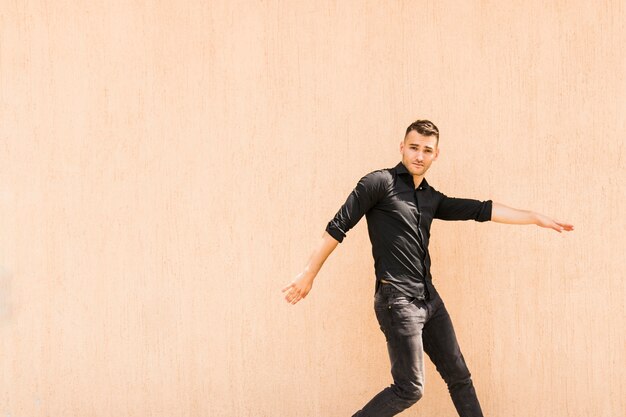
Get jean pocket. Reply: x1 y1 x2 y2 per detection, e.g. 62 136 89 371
389 294 415 307
375 291 414 312
390 301 427 336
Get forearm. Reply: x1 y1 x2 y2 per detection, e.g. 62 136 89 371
491 201 538 225
302 231 339 280
491 202 574 232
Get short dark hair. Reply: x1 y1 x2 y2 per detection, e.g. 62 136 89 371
405 120 439 143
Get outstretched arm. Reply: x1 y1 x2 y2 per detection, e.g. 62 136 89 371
491 202 574 233
282 171 386 305
282 231 339 305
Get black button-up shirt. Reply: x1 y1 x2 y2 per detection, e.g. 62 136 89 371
325 161 492 299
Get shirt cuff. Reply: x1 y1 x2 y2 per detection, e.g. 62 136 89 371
476 200 493 222
325 222 345 243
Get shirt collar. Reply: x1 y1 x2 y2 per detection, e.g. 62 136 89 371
394 161 430 189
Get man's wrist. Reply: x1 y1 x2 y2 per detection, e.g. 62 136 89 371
530 211 540 225
302 267 317 281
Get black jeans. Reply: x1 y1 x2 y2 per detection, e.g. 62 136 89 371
352 282 484 417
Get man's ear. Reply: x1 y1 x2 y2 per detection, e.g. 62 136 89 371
399 140 404 154
433 146 440 161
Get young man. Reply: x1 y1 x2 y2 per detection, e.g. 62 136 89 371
281 120 574 417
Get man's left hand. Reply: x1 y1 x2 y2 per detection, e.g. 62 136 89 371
534 213 574 233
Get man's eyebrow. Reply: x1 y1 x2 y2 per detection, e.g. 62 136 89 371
408 143 434 150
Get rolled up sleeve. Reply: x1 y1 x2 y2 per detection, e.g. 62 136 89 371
434 192 493 222
325 171 387 242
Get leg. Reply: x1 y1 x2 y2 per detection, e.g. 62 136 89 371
352 285 428 417
422 295 484 417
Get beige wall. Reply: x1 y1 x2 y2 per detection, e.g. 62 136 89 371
1 1 624 416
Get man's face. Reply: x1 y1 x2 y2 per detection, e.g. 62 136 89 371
400 131 439 177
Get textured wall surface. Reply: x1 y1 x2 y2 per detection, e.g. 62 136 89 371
1 1 624 416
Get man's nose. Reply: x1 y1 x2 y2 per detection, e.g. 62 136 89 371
416 152 424 161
